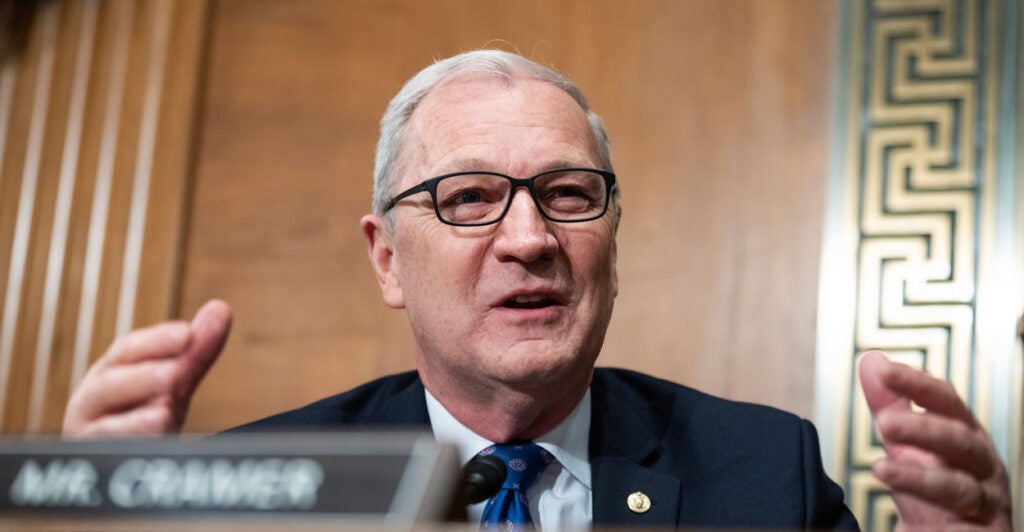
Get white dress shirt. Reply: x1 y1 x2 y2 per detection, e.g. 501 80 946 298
425 389 593 531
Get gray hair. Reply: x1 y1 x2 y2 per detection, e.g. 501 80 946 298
372 50 613 215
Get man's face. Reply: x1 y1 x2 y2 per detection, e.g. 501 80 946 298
366 76 618 395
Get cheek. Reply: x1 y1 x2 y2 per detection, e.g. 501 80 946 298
563 230 617 291
396 230 486 306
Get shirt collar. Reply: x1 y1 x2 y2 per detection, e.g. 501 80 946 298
424 388 592 489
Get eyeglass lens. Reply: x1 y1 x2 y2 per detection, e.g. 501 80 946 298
435 170 608 225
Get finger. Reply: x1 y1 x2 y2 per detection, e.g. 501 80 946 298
880 440 942 468
100 321 192 367
896 523 989 532
859 350 912 416
874 457 998 522
876 410 995 478
876 359 976 426
72 403 179 439
173 300 232 401
70 360 177 423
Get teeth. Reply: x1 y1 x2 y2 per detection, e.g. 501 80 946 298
512 294 545 304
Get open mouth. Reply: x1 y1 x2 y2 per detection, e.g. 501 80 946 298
503 294 560 309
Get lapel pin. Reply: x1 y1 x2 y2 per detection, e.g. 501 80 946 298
627 491 651 514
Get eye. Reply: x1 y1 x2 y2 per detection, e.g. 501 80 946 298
535 171 607 216
439 186 498 208
550 185 588 198
544 186 598 210
436 174 506 208
435 176 509 224
454 189 484 204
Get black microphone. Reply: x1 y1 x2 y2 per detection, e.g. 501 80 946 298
459 454 507 504
445 454 507 521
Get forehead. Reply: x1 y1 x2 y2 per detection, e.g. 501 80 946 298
398 75 600 186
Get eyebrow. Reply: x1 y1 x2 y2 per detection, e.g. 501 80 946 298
436 157 495 174
435 157 596 175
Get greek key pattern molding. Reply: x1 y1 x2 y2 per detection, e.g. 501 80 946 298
843 0 998 528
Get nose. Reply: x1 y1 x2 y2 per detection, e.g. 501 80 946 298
492 188 559 263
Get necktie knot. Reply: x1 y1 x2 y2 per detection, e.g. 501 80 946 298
479 442 553 491
478 442 554 530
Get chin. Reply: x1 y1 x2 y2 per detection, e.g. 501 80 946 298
489 343 593 386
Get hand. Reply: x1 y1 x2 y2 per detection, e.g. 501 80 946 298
859 350 1012 531
62 300 232 437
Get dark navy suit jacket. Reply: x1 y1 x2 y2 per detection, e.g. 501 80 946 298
230 368 860 529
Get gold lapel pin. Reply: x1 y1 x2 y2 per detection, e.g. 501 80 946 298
627 491 651 514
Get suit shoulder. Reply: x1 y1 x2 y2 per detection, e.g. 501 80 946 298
593 367 802 428
224 371 426 433
591 368 855 529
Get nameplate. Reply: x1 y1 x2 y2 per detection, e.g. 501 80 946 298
0 432 457 522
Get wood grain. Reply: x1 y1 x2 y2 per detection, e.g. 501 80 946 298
0 0 837 434
181 0 836 431
0 0 208 434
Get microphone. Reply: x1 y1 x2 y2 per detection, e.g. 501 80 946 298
459 454 507 504
445 454 507 521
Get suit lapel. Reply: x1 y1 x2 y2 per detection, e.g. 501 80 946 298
383 370 685 524
589 369 681 526
384 370 684 524
591 454 682 525
374 372 432 426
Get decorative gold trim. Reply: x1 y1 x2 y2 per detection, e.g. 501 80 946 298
819 1 1021 528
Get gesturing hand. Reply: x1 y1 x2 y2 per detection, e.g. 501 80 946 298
62 300 232 437
859 350 1011 531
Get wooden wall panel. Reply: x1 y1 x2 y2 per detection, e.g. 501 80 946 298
181 0 836 431
0 0 208 434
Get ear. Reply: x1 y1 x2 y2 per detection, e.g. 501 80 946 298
361 214 405 309
610 209 620 298
610 236 619 298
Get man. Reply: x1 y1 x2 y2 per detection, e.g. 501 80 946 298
63 51 1011 530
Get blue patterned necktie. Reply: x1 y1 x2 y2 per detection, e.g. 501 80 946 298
479 442 554 530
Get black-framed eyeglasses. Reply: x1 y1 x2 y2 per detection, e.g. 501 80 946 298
383 168 616 227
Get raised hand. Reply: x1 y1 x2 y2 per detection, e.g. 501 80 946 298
62 300 232 437
859 350 1011 531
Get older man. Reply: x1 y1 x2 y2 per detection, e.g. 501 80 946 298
64 51 1011 530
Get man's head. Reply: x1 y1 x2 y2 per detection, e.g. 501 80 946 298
372 50 614 216
360 51 619 438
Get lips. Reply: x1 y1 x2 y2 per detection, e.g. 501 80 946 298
496 290 568 310
504 294 558 309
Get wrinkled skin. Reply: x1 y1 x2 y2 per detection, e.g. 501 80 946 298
360 76 618 442
860 351 1012 531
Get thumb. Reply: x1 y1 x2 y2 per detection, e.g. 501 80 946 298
858 350 910 416
175 299 232 400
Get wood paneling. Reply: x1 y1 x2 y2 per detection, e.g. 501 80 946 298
0 0 838 435
181 0 836 431
0 0 208 434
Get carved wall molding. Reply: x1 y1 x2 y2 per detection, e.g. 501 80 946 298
817 0 1022 529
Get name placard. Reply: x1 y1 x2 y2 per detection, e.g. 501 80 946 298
0 432 457 523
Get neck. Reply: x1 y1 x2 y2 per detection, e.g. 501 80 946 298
420 365 593 443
